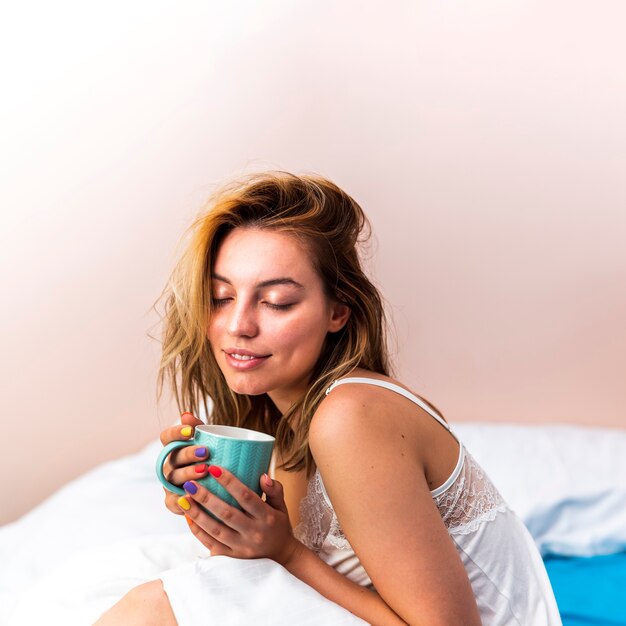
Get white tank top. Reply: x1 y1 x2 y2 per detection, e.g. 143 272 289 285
293 377 562 626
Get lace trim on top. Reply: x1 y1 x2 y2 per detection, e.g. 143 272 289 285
293 467 351 553
293 447 509 556
433 449 509 535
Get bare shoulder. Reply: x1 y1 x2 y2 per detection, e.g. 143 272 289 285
309 371 433 461
308 371 429 511
309 370 461 493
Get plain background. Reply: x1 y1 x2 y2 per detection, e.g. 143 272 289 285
1 0 624 525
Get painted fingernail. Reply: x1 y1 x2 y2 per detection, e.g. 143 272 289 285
178 496 191 511
181 412 194 418
208 465 222 478
181 426 193 437
185 516 194 528
195 447 207 458
184 481 198 495
194 464 207 474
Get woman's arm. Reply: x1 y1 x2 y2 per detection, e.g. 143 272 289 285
307 385 482 626
283 541 408 625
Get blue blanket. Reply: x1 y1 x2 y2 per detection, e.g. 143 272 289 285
544 552 626 625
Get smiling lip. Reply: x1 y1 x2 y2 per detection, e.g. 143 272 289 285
223 348 271 370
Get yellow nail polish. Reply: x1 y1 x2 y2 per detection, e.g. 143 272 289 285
181 426 193 437
178 496 191 511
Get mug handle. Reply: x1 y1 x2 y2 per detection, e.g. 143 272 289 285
155 440 191 496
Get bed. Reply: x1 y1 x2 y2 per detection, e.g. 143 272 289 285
2 422 625 625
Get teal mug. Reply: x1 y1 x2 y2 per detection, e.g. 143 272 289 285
156 425 275 509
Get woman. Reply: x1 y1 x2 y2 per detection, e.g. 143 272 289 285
98 172 561 625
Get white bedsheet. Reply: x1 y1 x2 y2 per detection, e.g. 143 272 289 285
2 423 625 625
6 533 366 626
0 440 180 624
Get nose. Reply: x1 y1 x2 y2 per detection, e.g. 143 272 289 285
226 301 259 338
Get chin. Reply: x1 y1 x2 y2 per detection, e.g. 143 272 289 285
223 375 271 397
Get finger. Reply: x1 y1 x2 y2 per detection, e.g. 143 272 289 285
165 462 210 487
260 474 289 515
162 413 205 466
164 489 185 515
180 411 204 427
182 479 252 535
177 492 239 549
163 443 210 476
185 516 230 557
159 424 196 446
160 423 206 471
164 485 215 515
204 466 266 518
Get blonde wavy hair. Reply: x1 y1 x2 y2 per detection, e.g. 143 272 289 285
157 171 392 475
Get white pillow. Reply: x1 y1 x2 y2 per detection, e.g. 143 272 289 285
453 422 626 556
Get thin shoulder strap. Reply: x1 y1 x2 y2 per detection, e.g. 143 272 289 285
326 377 452 433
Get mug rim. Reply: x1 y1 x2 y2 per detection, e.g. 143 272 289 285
196 424 275 443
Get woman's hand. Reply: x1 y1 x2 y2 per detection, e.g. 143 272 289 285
178 467 302 567
161 412 210 515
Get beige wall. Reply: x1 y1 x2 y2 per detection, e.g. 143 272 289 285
1 0 625 525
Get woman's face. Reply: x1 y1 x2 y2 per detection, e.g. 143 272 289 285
208 227 350 413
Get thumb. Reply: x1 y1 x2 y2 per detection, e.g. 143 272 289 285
180 411 204 427
261 474 288 514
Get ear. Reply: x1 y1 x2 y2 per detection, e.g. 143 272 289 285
328 300 351 333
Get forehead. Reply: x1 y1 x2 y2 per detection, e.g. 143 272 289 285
212 228 317 283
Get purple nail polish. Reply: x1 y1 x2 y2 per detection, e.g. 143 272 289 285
184 481 198 495
195 447 207 458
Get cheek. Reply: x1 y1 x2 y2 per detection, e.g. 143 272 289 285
206 315 225 350
274 313 328 353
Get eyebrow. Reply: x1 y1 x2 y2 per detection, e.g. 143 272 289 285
211 273 304 290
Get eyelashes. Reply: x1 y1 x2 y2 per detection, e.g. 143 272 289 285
211 298 294 311
264 302 294 311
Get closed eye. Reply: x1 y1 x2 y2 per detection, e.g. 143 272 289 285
211 298 232 308
211 298 294 311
